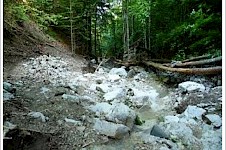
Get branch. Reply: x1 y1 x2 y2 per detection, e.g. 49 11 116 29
142 61 222 75
173 56 222 68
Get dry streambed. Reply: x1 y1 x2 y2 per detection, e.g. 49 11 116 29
3 55 222 150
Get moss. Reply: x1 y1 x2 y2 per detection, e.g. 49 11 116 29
135 115 145 125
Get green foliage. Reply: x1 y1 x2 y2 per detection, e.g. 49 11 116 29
135 115 145 125
4 0 221 59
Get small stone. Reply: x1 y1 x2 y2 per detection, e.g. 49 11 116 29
96 79 103 84
3 89 15 101
62 94 80 102
65 118 82 126
3 82 16 93
76 126 86 132
28 112 49 122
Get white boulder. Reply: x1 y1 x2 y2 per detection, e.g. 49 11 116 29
93 119 130 139
109 67 127 77
103 88 126 101
183 105 206 120
178 81 205 92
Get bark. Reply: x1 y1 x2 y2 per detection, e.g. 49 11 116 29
182 54 211 63
173 56 222 68
143 61 222 75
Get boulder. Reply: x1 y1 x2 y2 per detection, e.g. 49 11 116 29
96 84 110 93
109 67 127 77
127 69 136 78
164 116 179 124
108 74 121 82
88 102 113 116
205 114 222 127
93 119 130 139
89 102 136 128
106 103 136 128
150 125 169 139
164 122 202 149
201 126 222 150
183 105 206 120
178 81 205 92
103 88 126 101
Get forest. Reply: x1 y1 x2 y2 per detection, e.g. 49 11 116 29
4 0 222 61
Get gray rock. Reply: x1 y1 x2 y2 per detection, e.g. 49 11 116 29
106 103 136 128
3 82 16 93
109 67 127 77
93 119 130 139
88 102 113 116
164 122 202 149
103 88 126 101
3 121 17 137
150 125 169 139
164 116 179 124
205 114 222 127
96 84 110 93
127 69 136 78
28 112 49 122
201 127 222 150
62 94 80 103
108 74 121 82
89 102 136 128
178 81 205 92
79 95 96 105
183 105 206 120
3 89 15 101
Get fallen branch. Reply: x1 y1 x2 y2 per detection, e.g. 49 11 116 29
173 56 222 68
142 61 222 75
182 54 211 63
95 58 110 72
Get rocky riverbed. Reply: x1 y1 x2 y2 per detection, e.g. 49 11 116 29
3 54 222 150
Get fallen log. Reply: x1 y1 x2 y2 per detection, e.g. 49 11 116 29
143 61 222 75
173 56 222 68
182 54 211 63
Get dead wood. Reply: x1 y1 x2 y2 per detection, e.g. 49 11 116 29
142 61 222 75
173 56 222 68
182 54 211 63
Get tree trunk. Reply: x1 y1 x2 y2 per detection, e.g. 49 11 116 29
143 61 222 75
182 54 211 63
70 0 74 53
173 56 222 68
